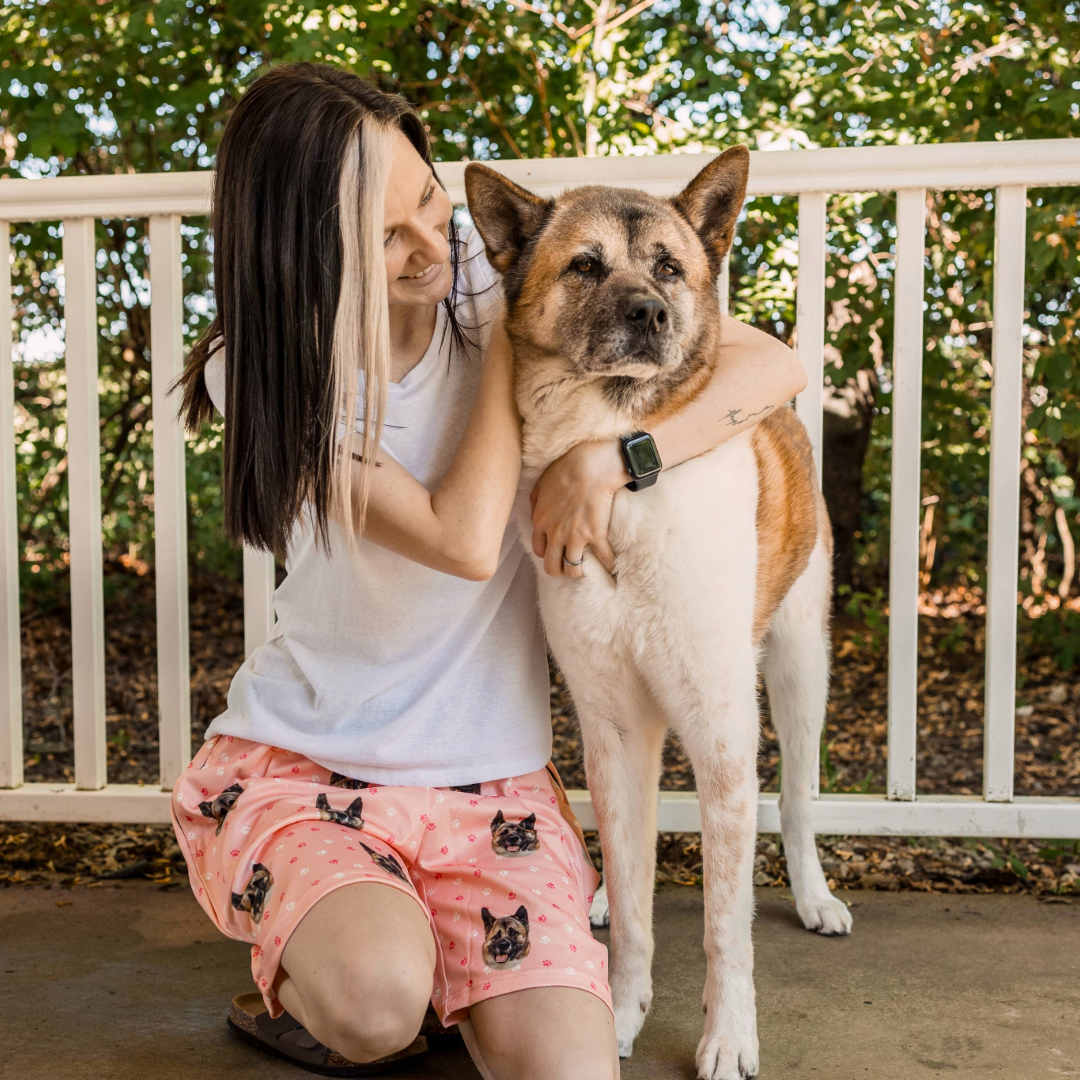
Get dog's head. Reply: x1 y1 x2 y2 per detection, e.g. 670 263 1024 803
231 863 274 923
465 147 748 427
329 771 368 790
490 810 540 856
199 782 243 834
481 905 531 966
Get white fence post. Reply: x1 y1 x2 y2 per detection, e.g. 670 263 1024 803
63 217 107 791
796 191 827 485
983 185 1027 804
149 215 192 789
717 259 731 318
795 190 827 797
0 223 22 789
243 546 276 659
886 189 928 801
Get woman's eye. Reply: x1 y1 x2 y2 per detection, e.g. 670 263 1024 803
421 184 435 208
384 229 397 249
572 257 594 274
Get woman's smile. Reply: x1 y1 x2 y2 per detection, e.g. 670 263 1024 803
398 261 444 285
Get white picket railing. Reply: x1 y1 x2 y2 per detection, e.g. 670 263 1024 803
1 140 1079 838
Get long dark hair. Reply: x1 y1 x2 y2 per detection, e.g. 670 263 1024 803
175 63 467 557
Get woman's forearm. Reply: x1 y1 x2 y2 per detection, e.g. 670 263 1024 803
578 317 808 491
528 316 808 578
650 316 807 473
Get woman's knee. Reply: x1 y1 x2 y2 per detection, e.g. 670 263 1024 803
300 964 431 1063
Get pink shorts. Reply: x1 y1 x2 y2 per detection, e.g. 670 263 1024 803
171 736 610 1026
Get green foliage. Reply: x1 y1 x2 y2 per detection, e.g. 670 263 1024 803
820 734 875 795
1 0 1079 620
1024 607 1080 671
837 584 888 654
1035 838 1080 861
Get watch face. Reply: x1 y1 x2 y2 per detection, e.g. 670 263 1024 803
626 435 661 476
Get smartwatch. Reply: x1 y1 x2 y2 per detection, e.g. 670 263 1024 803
620 431 663 491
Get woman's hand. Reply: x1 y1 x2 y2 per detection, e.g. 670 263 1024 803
530 440 626 579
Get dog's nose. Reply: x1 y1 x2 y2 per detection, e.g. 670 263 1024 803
622 293 668 336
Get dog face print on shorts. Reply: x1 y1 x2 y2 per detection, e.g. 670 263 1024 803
315 793 364 830
199 782 243 835
360 841 410 883
231 863 274 923
490 810 540 857
329 772 368 790
481 905 531 966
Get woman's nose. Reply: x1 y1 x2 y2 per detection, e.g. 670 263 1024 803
418 224 450 266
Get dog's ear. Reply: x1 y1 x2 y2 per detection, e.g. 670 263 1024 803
481 907 495 932
465 164 552 274
671 145 750 273
360 842 375 856
316 793 329 810
198 800 214 816
490 810 505 833
226 782 243 793
519 813 537 831
346 796 364 817
513 904 529 926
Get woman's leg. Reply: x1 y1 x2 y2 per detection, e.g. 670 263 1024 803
461 987 619 1080
274 881 436 1063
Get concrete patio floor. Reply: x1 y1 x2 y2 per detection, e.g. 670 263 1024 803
2 881 1078 1079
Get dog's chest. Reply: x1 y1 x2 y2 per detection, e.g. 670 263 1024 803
519 435 760 656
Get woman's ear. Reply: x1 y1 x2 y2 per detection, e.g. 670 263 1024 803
671 145 750 273
465 164 552 273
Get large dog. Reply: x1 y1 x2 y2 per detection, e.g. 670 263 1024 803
466 147 852 1079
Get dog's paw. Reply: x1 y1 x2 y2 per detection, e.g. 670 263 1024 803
613 988 650 1058
588 883 610 929
797 894 853 937
695 1028 759 1079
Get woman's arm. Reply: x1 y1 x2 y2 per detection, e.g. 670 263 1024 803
530 317 807 578
339 313 522 581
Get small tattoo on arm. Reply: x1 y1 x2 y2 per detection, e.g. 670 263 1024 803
347 451 382 467
723 404 774 427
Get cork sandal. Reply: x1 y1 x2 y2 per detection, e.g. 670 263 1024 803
228 992 433 1076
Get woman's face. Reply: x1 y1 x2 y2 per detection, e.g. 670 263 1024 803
383 130 454 309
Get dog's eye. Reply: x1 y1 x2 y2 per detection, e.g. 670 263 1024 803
571 256 595 274
659 261 679 278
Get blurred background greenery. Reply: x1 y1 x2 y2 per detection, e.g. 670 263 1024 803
2 0 1080 665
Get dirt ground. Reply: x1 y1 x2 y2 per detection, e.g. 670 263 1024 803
4 571 1078 896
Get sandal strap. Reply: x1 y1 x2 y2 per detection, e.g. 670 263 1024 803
254 1009 331 1064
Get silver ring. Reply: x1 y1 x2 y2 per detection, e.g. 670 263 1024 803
563 554 584 567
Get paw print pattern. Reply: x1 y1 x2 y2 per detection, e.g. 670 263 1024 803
175 747 610 1019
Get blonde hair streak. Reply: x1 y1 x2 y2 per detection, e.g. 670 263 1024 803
330 120 393 541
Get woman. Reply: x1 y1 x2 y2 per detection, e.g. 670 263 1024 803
173 63 805 1080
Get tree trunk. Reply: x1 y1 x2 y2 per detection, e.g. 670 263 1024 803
821 367 879 594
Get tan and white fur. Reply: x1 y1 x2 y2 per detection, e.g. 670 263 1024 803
466 148 851 1080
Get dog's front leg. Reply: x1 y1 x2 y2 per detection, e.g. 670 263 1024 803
583 707 666 1058
679 685 760 1080
560 664 666 1059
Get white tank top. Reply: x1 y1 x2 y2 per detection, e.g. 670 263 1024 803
202 229 551 787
